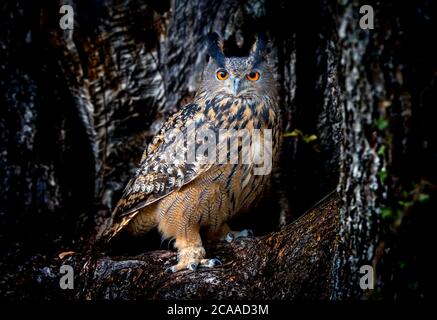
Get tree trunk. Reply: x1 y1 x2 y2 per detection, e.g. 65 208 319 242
0 0 435 300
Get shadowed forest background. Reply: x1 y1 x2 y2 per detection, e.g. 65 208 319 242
0 0 436 300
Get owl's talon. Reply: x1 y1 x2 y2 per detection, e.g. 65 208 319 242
243 229 254 238
225 233 234 243
165 266 177 273
234 228 253 239
206 258 222 267
222 229 254 242
188 263 198 271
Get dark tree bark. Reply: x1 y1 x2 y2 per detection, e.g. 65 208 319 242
0 0 435 300
68 192 338 300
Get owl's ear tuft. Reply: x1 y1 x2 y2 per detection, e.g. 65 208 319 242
249 33 267 66
206 32 225 67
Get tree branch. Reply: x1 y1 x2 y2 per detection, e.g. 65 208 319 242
71 192 339 300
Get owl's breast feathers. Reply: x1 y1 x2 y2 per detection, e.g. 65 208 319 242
101 93 280 242
199 91 279 130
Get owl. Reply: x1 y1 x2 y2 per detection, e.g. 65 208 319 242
100 32 281 272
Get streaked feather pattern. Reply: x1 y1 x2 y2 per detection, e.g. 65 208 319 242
100 32 281 262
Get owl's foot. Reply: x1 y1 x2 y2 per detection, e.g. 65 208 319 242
207 223 254 243
165 246 222 273
221 229 254 243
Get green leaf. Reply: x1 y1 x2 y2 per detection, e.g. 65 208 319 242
377 145 386 156
398 200 412 208
375 117 389 131
378 169 388 184
283 129 303 138
418 193 430 203
381 207 393 220
303 134 318 143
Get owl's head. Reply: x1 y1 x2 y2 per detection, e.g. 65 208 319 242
200 32 276 100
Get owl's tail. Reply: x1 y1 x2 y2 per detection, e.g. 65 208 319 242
95 216 129 248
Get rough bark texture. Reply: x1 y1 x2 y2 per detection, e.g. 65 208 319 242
72 192 338 300
333 0 437 299
0 0 435 300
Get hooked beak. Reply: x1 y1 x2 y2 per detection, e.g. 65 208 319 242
233 78 241 96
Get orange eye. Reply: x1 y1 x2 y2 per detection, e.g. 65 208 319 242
246 71 260 81
216 69 229 80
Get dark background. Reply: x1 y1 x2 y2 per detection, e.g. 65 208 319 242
0 0 436 300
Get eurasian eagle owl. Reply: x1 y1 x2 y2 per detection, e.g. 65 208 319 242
100 32 281 272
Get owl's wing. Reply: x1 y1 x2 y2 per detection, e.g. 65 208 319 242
100 102 217 242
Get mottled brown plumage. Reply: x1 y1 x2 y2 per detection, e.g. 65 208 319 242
100 33 281 272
